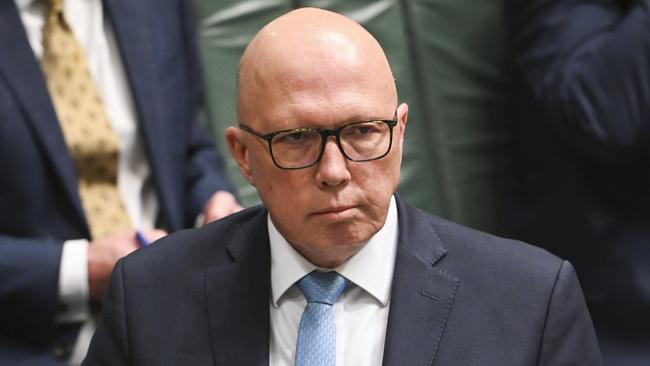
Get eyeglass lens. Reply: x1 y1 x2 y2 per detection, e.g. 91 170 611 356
270 121 392 168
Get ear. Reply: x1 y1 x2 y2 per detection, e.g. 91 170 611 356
225 127 255 185
396 102 408 149
397 102 408 129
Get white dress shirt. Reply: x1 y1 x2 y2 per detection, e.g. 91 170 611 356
15 0 158 362
269 195 399 366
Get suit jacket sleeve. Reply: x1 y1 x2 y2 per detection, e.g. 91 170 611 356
538 261 602 365
82 259 129 366
179 0 236 221
0 236 62 346
505 0 650 164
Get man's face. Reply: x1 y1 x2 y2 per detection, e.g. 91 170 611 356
227 11 407 267
233 87 406 268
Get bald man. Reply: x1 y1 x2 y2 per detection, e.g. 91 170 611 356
83 8 601 366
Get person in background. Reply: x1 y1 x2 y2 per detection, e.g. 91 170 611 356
502 0 650 364
0 0 241 364
84 8 601 366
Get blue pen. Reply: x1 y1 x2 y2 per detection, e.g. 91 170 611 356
135 230 151 247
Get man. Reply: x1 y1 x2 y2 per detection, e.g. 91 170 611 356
0 0 239 364
502 0 650 363
84 8 601 365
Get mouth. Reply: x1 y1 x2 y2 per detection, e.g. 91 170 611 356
312 205 358 221
315 205 356 214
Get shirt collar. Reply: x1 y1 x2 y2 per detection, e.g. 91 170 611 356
14 0 37 12
269 195 398 308
14 0 91 13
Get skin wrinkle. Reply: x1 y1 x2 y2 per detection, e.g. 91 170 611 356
227 7 408 268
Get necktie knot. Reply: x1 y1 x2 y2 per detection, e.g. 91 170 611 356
46 0 64 17
298 271 349 305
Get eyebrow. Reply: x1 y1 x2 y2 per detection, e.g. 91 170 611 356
271 112 396 130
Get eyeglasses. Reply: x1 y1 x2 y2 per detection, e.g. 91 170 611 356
239 117 398 170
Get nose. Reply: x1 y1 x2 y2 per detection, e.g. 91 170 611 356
315 138 351 188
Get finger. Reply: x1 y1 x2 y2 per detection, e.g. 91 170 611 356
142 229 168 242
204 202 229 222
231 203 243 214
203 208 224 224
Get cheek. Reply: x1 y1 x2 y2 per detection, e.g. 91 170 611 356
357 160 400 218
263 176 318 247
384 148 403 190
357 157 400 198
254 169 311 217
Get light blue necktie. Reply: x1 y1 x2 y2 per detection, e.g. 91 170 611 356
295 271 350 366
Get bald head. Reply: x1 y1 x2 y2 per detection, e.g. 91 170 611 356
237 8 397 126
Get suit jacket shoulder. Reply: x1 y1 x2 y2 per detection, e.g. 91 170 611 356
385 195 602 365
124 204 267 272
84 205 271 366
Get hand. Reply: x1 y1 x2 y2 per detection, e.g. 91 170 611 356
202 190 242 225
87 229 167 301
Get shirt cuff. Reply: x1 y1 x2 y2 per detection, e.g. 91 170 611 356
195 213 205 228
56 239 90 323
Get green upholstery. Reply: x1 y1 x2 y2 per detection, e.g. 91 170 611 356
193 0 514 232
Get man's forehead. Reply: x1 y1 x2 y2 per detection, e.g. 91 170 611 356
244 80 394 128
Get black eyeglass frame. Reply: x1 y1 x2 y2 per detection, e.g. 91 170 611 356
239 118 399 170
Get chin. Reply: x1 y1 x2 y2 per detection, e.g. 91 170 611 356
314 244 364 268
324 222 375 248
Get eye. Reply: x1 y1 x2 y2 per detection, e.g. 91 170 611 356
347 123 382 136
284 131 307 141
356 126 372 134
274 129 319 145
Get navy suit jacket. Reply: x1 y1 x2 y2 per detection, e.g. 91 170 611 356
84 195 601 365
502 0 650 361
0 0 233 363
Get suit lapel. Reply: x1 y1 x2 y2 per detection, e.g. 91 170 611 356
0 0 86 227
102 0 158 139
204 213 271 365
382 196 460 366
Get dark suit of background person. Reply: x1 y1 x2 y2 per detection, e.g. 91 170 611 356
0 0 236 363
502 0 650 363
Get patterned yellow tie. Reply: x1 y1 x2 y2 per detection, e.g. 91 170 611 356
41 0 132 239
